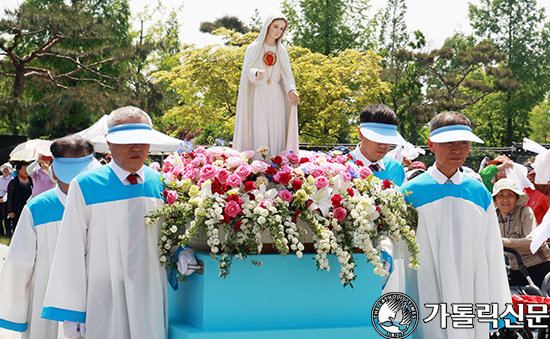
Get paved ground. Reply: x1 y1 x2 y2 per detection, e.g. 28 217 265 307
0 244 18 339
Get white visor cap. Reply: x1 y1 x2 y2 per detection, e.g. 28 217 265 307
106 123 165 145
359 122 407 145
429 125 484 144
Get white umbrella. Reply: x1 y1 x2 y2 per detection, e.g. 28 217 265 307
9 139 52 161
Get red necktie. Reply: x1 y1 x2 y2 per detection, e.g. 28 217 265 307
127 173 139 185
369 163 381 172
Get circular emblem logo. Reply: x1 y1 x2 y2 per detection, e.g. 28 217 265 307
372 292 419 338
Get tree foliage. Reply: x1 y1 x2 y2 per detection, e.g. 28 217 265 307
282 0 377 55
469 0 550 146
153 30 388 145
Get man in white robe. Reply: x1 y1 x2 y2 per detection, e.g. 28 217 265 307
398 111 511 338
0 135 99 339
42 107 173 338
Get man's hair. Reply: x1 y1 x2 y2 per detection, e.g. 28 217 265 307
359 104 398 126
429 111 471 132
51 135 94 158
107 106 152 128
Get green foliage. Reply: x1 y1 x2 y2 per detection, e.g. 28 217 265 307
468 0 550 146
153 30 388 145
282 0 377 55
529 97 550 143
200 15 250 35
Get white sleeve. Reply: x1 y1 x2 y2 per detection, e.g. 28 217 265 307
42 181 89 323
248 68 261 83
0 206 37 330
282 70 296 95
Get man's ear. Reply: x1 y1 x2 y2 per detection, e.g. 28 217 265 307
428 138 435 153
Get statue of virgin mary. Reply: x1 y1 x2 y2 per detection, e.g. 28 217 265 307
232 12 300 159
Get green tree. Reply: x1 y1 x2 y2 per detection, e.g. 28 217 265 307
282 0 377 55
529 97 550 143
200 15 250 35
469 0 550 146
0 0 133 135
153 30 388 145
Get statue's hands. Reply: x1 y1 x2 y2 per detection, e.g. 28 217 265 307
289 90 300 106
255 70 266 81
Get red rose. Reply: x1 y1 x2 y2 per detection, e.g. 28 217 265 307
382 179 392 190
292 209 301 223
266 166 277 176
299 157 310 164
292 180 303 190
244 181 257 192
354 160 364 167
234 220 242 230
331 194 343 208
272 156 283 165
346 187 354 197
227 194 240 203
222 214 230 223
274 171 292 185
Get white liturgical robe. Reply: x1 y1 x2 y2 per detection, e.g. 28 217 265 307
0 187 67 339
398 167 511 339
42 165 167 339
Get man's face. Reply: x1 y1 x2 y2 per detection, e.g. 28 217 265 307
358 127 391 162
428 139 471 177
107 117 151 173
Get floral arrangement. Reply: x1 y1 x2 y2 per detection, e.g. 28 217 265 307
148 145 419 286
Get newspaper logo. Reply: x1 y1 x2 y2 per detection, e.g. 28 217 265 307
372 292 419 338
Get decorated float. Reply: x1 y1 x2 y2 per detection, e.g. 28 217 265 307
148 145 419 338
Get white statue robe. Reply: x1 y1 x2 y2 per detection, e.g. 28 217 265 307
398 167 511 339
42 165 167 339
0 187 67 339
233 12 299 158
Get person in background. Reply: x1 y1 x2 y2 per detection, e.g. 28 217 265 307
493 178 550 288
398 111 510 339
524 162 549 224
0 163 14 236
479 155 513 192
349 103 407 186
0 135 100 339
6 161 33 237
26 154 56 198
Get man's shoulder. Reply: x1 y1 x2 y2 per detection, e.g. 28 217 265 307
26 189 64 225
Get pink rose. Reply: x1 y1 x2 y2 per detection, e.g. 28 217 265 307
333 207 347 222
250 160 269 174
164 172 176 182
199 164 217 180
314 176 330 189
172 165 183 177
310 168 326 178
226 157 243 168
149 162 160 171
194 146 206 154
216 168 230 183
162 161 172 173
359 167 373 180
164 189 178 205
227 174 242 187
205 147 224 157
225 200 242 218
182 167 199 180
287 153 299 163
278 190 293 202
335 154 346 164
191 154 207 167
236 163 252 179
341 172 352 182
300 162 316 173
243 150 255 159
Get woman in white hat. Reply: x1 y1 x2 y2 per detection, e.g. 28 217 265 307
0 163 14 236
493 178 550 288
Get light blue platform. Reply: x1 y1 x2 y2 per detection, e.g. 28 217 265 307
168 251 382 338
